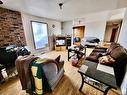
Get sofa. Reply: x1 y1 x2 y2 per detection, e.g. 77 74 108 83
84 37 100 47
16 55 64 94
86 43 127 87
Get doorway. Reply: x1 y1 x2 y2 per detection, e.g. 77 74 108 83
110 28 118 42
104 20 122 43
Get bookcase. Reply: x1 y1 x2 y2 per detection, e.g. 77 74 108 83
55 36 71 50
66 36 71 49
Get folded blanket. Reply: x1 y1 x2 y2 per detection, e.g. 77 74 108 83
31 58 49 94
31 58 58 94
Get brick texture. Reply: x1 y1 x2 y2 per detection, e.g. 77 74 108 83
0 7 26 47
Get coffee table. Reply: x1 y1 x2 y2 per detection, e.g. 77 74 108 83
78 60 117 95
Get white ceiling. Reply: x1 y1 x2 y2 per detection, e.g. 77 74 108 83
1 0 127 21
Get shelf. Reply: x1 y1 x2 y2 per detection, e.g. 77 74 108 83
55 36 71 50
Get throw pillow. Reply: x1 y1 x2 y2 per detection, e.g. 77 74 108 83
98 55 115 65
106 43 120 54
110 46 127 62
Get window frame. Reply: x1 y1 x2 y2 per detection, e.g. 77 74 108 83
31 21 49 50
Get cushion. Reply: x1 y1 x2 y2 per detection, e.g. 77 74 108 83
86 56 98 62
110 46 127 62
86 52 102 62
98 55 115 66
93 48 107 53
106 43 120 54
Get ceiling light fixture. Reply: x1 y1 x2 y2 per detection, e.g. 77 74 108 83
0 0 3 4
59 3 63 9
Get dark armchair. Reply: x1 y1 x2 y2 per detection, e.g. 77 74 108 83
16 55 64 94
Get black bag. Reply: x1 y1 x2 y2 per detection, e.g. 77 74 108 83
17 47 30 56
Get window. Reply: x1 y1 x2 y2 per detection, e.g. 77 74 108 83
31 21 49 49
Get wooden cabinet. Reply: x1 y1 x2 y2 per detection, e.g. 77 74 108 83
73 26 85 46
55 36 71 50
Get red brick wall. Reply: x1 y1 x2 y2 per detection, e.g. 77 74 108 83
0 7 26 47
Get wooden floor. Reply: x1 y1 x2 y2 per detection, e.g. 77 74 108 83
0 48 121 95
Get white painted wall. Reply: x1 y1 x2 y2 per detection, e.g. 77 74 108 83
62 18 107 42
62 9 125 42
72 11 108 41
85 20 106 41
72 8 125 41
62 21 73 36
72 20 107 41
118 9 127 95
118 10 127 48
21 13 61 54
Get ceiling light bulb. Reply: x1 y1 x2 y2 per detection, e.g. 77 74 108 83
59 3 63 9
0 0 3 4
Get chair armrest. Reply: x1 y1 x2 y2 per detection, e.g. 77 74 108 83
57 60 64 70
